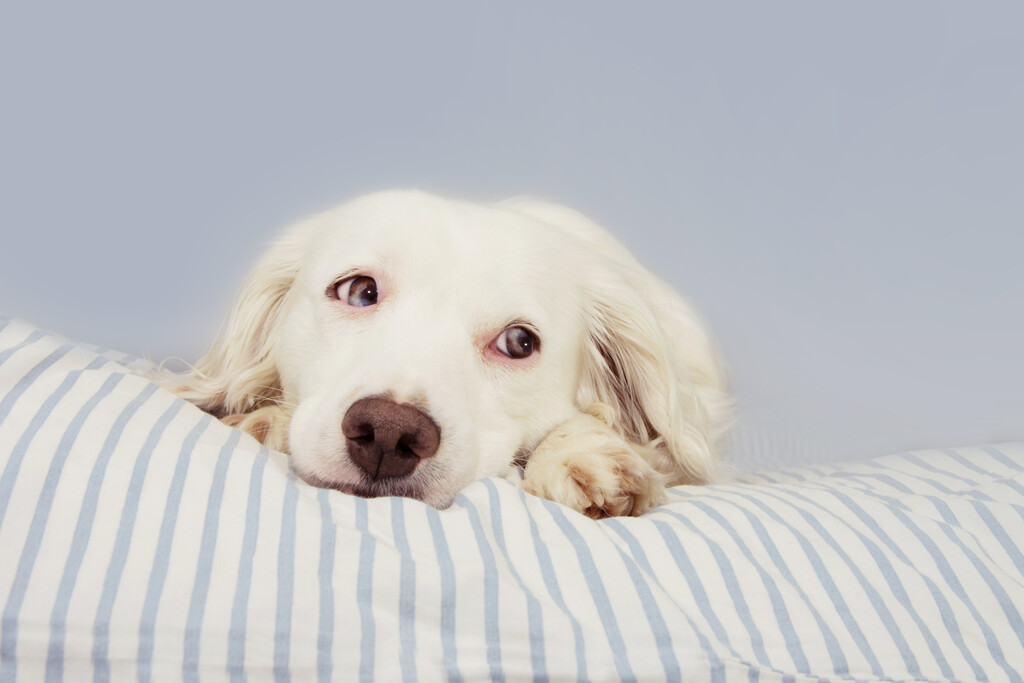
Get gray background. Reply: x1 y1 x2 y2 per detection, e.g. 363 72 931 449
2 2 1022 470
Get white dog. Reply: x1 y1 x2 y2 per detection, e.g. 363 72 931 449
161 191 731 517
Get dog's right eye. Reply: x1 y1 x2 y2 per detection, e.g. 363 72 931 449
334 276 378 307
494 326 539 359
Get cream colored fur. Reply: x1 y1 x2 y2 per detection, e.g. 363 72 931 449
155 191 731 515
522 403 667 518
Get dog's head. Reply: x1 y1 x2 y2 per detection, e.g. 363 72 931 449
169 191 729 507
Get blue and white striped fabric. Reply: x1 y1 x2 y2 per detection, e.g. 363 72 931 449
1 314 1023 682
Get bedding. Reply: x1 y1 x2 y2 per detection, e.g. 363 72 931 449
1 313 1022 682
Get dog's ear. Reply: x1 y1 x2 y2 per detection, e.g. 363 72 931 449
500 198 731 484
157 222 313 448
578 269 731 484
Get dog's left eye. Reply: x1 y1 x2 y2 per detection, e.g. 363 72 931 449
494 326 539 359
334 276 378 307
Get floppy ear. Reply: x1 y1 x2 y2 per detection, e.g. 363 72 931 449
156 222 313 450
578 269 731 484
500 198 732 484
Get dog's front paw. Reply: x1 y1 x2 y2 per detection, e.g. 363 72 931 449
522 404 666 519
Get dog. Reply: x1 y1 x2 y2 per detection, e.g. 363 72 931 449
159 191 731 517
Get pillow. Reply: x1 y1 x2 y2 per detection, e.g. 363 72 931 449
1 314 1022 681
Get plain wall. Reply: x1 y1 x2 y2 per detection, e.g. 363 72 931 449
2 2 1022 469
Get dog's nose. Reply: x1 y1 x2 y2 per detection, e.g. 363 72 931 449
341 397 441 479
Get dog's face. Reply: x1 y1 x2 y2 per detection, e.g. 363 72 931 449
169 191 731 509
276 194 591 507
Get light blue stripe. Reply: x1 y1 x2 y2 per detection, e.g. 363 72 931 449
0 372 123 682
880 462 1005 505
891 498 1023 682
706 495 850 675
602 520 686 682
847 473 1024 655
998 476 1024 501
753 488 922 677
660 509 775 668
92 400 184 683
972 500 1024 571
0 356 106 532
964 489 999 504
828 491 980 679
454 495 504 683
137 414 213 683
865 461 957 495
820 467 877 489
817 482 912 512
544 503 634 680
390 497 418 683
274 474 300 682
928 498 1024 650
981 445 1023 472
775 487 957 678
686 502 810 673
833 471 916 495
0 328 44 371
227 448 269 683
183 429 242 682
424 507 461 682
514 490 587 681
0 344 75 528
943 447 1013 478
0 339 67 425
482 480 546 680
607 519 739 682
722 492 884 676
825 480 1024 661
904 451 979 485
46 382 159 682
355 497 377 682
316 489 335 683
652 519 737 654
766 468 808 483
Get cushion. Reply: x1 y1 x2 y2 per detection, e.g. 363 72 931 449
1 314 1022 681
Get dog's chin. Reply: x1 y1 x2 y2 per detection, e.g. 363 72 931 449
296 469 457 509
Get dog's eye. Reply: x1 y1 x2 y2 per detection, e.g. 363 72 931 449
495 326 539 359
335 276 378 307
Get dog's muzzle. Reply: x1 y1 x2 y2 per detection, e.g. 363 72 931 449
341 397 441 479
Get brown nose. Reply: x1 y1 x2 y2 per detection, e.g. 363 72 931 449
341 397 441 479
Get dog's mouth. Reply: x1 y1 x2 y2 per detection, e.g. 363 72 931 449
299 469 434 504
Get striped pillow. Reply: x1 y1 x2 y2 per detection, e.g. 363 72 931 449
1 314 1022 681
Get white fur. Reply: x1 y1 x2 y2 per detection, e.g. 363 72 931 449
157 191 731 514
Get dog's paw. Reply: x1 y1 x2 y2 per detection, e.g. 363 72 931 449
522 404 666 519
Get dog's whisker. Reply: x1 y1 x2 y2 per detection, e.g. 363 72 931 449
250 395 300 410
